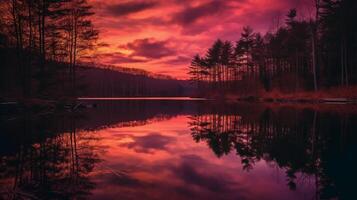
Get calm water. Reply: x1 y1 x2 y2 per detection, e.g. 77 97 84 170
1 100 357 200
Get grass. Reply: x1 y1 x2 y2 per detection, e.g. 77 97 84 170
260 86 357 100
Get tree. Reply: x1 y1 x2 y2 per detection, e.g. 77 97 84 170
311 12 319 90
235 26 255 78
220 41 234 88
320 0 357 87
189 54 201 88
67 0 98 96
0 0 99 98
252 33 269 91
205 39 223 87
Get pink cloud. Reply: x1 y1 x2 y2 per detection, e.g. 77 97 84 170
88 0 315 79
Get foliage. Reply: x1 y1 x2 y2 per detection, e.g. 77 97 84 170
189 0 357 96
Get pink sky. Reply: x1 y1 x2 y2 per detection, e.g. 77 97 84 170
88 0 314 79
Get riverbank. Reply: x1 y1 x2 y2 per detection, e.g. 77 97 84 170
0 98 82 119
225 86 357 104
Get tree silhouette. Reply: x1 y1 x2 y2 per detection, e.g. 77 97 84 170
188 1 357 96
0 0 98 99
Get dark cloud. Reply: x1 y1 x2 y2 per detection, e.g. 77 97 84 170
97 17 168 31
100 52 148 64
122 133 176 153
171 0 246 35
106 1 157 17
121 38 176 59
180 23 212 35
173 0 246 25
91 0 305 78
172 1 227 25
163 56 191 65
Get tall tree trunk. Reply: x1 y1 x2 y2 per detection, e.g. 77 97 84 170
73 16 78 97
312 0 320 91
312 33 318 91
27 0 33 97
41 0 45 62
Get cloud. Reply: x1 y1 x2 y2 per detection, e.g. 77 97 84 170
89 0 312 79
172 1 226 25
99 52 148 64
121 38 176 59
106 1 158 17
163 56 192 65
170 0 247 35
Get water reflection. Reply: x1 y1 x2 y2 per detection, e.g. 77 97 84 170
0 112 100 199
0 101 356 199
189 104 357 199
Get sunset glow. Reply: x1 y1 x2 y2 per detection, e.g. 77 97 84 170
89 0 314 79
1 0 357 198
87 115 316 199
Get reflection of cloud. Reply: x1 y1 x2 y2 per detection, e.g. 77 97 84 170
176 163 233 192
88 115 318 200
100 171 144 187
121 133 176 153
173 154 240 194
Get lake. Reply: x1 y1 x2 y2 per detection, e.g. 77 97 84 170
1 100 356 200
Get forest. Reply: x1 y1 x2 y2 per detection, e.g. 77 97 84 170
0 0 187 101
188 0 357 98
0 0 99 99
76 65 189 97
1 0 357 101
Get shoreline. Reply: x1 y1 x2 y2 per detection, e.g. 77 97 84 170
231 96 357 104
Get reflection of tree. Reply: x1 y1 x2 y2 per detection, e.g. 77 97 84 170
188 107 357 199
99 114 175 131
77 100 187 131
189 115 240 158
0 100 186 199
0 113 101 199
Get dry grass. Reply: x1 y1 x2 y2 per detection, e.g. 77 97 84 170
261 86 357 100
263 102 357 115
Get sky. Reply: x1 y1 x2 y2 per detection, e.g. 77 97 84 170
88 0 314 79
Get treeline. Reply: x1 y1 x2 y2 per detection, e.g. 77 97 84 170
93 63 176 80
0 0 97 99
77 66 190 97
189 0 357 95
